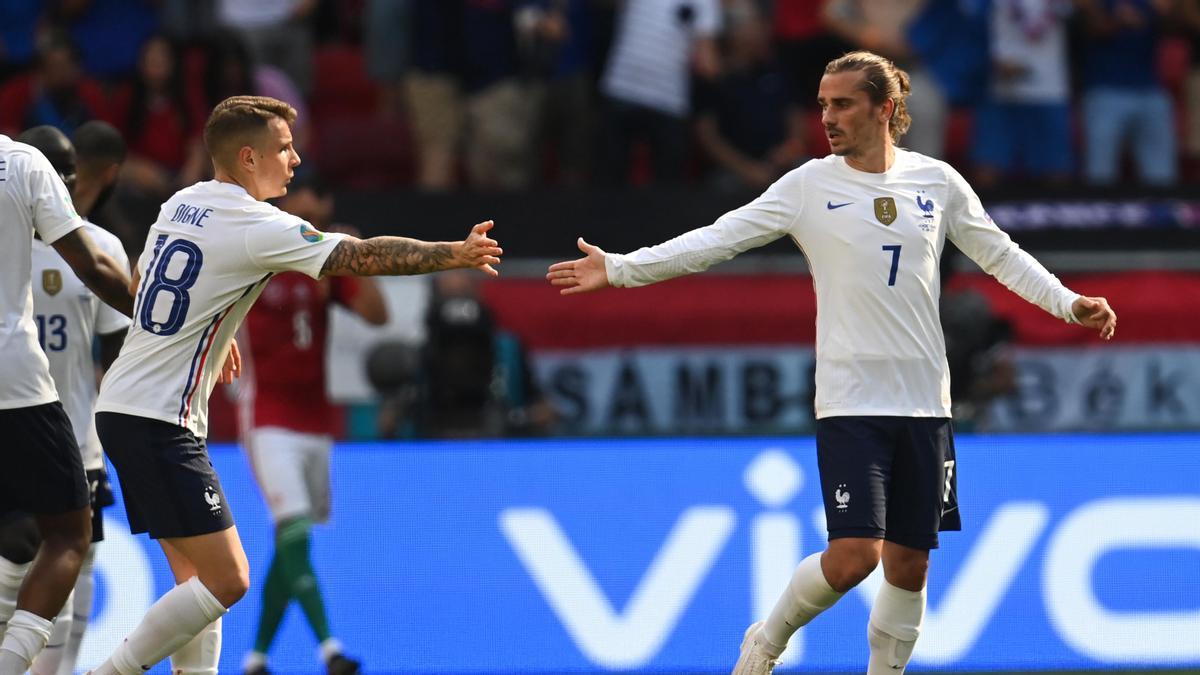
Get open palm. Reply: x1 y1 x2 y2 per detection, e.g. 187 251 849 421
546 238 610 295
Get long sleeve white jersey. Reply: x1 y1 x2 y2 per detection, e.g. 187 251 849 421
96 181 345 437
32 222 132 470
604 150 1080 418
0 134 84 409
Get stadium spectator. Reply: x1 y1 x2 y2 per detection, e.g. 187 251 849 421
0 0 43 79
217 0 316 94
362 0 410 118
52 0 159 82
823 0 953 160
971 0 1074 187
1077 0 1177 186
402 0 466 191
774 0 850 100
598 0 723 185
695 0 807 191
108 35 207 199
1178 0 1200 180
460 0 543 190
0 31 107 137
517 0 599 187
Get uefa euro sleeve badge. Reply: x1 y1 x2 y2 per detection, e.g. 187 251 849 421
874 197 897 226
42 269 63 296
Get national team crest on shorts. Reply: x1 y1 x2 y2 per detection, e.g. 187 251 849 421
873 197 897 226
299 223 324 243
204 485 223 515
42 269 63 296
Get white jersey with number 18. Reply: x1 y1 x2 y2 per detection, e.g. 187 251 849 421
96 180 345 438
604 149 1081 419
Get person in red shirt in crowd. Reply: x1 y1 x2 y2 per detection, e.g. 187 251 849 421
236 180 387 675
107 35 209 198
0 31 108 137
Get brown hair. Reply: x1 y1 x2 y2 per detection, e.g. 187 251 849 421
824 51 912 143
202 95 297 170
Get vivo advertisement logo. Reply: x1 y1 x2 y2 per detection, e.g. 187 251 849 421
87 435 1199 673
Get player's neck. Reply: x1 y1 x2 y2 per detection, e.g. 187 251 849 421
843 141 895 174
71 184 98 218
213 168 259 200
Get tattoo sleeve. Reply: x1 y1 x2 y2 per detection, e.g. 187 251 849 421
320 236 457 277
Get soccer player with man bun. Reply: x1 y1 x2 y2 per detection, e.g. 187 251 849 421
548 51 1116 675
89 95 502 674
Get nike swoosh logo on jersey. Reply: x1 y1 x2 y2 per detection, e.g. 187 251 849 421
827 201 853 210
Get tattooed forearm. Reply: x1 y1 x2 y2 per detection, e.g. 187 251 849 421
320 236 457 277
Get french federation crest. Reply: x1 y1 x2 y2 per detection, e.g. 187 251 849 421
42 269 63 296
873 197 897 226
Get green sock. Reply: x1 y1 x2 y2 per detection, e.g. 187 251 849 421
252 548 289 653
276 517 333 643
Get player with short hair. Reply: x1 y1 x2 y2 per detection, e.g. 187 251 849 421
0 122 131 675
238 182 386 675
547 51 1116 675
0 127 132 675
89 95 502 674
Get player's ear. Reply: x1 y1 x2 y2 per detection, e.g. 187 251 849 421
238 144 255 172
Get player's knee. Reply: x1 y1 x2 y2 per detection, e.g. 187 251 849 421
206 567 250 607
823 544 880 592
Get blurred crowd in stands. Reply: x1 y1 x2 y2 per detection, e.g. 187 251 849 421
2 0 1198 202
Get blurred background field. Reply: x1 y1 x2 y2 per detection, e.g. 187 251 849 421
4 0 1199 673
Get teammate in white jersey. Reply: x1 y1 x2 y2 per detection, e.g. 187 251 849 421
547 51 1117 675
89 95 503 675
24 122 129 675
0 127 132 675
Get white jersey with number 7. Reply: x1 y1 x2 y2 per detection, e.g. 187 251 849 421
96 180 345 437
602 149 1081 419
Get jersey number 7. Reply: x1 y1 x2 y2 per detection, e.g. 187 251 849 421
881 245 901 286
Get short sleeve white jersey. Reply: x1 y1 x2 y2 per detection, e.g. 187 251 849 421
0 134 84 409
604 149 1080 418
95 181 345 437
32 222 131 469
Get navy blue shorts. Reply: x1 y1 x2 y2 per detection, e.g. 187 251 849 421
816 416 960 550
0 402 89 516
97 412 233 539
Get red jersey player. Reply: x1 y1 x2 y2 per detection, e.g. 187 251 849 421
237 182 386 675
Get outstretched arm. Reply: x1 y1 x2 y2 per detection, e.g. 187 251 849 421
320 220 502 278
51 228 133 317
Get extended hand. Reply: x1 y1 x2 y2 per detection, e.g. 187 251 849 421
218 339 242 384
546 237 610 295
1072 296 1116 340
459 220 503 276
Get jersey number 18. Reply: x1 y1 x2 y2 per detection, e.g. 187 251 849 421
139 234 203 337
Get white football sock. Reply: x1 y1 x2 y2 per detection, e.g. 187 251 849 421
241 650 267 673
28 590 72 675
761 552 845 652
866 580 926 674
0 556 28 630
55 547 94 675
0 609 53 673
170 617 222 675
318 637 343 664
91 577 227 675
